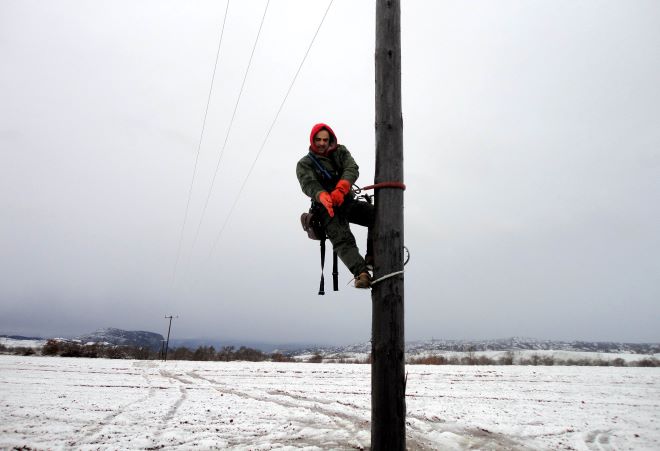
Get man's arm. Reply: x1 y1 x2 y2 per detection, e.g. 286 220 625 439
296 157 325 201
335 145 359 184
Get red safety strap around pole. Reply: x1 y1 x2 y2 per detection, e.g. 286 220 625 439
361 182 406 191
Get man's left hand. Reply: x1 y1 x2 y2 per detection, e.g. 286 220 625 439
330 179 351 206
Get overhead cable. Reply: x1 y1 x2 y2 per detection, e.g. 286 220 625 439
189 0 271 256
171 0 231 286
209 0 334 257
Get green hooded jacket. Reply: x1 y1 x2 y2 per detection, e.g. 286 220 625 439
296 145 359 201
296 123 359 201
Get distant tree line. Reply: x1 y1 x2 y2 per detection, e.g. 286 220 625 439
40 340 155 359
0 343 37 356
2 341 658 366
167 345 285 362
407 350 659 367
1 340 299 362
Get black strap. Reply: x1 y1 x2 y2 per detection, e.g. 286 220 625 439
332 250 338 291
319 239 326 295
319 239 338 295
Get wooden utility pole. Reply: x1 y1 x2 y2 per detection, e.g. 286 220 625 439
163 315 177 362
372 0 405 449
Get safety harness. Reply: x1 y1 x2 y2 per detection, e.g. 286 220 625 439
300 201 338 295
300 152 340 295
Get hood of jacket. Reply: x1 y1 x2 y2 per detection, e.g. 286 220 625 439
309 123 338 156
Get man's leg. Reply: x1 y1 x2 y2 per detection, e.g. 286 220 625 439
323 216 368 277
344 199 375 265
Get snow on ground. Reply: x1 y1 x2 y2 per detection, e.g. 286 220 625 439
0 337 47 349
0 355 658 450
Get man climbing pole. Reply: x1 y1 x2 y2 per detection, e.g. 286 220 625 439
296 123 374 289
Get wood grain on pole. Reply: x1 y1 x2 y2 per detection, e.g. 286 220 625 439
372 0 405 449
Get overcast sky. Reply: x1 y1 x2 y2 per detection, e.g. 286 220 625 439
1 0 658 346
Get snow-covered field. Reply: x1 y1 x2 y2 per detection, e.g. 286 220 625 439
1 356 658 450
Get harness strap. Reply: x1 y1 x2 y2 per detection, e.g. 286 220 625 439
307 153 333 180
319 241 339 295
319 239 326 295
332 250 338 291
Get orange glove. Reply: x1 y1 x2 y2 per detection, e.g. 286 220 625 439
318 191 334 217
330 180 351 206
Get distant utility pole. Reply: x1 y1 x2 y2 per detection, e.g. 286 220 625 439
163 315 178 362
372 0 405 450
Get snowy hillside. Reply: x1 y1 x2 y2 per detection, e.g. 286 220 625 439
74 328 164 350
290 337 660 360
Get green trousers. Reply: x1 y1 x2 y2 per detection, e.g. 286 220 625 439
319 197 374 277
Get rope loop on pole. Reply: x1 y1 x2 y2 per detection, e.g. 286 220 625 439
371 270 404 286
370 246 410 287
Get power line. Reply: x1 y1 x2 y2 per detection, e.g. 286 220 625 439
208 0 334 257
189 0 271 256
171 0 231 286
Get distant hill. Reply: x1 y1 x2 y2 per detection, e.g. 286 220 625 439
290 337 660 357
406 337 660 354
0 334 44 341
74 328 164 351
3 332 658 357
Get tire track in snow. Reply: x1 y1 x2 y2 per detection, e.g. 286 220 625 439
163 386 188 423
75 368 191 451
68 369 158 448
187 370 366 421
160 369 193 385
185 369 530 450
186 370 372 448
404 415 532 451
149 369 191 445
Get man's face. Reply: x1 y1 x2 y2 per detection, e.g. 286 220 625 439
314 129 331 153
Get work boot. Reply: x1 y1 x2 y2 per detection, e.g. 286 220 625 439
365 254 374 271
354 272 371 289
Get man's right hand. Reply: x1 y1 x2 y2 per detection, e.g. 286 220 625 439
318 192 334 217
